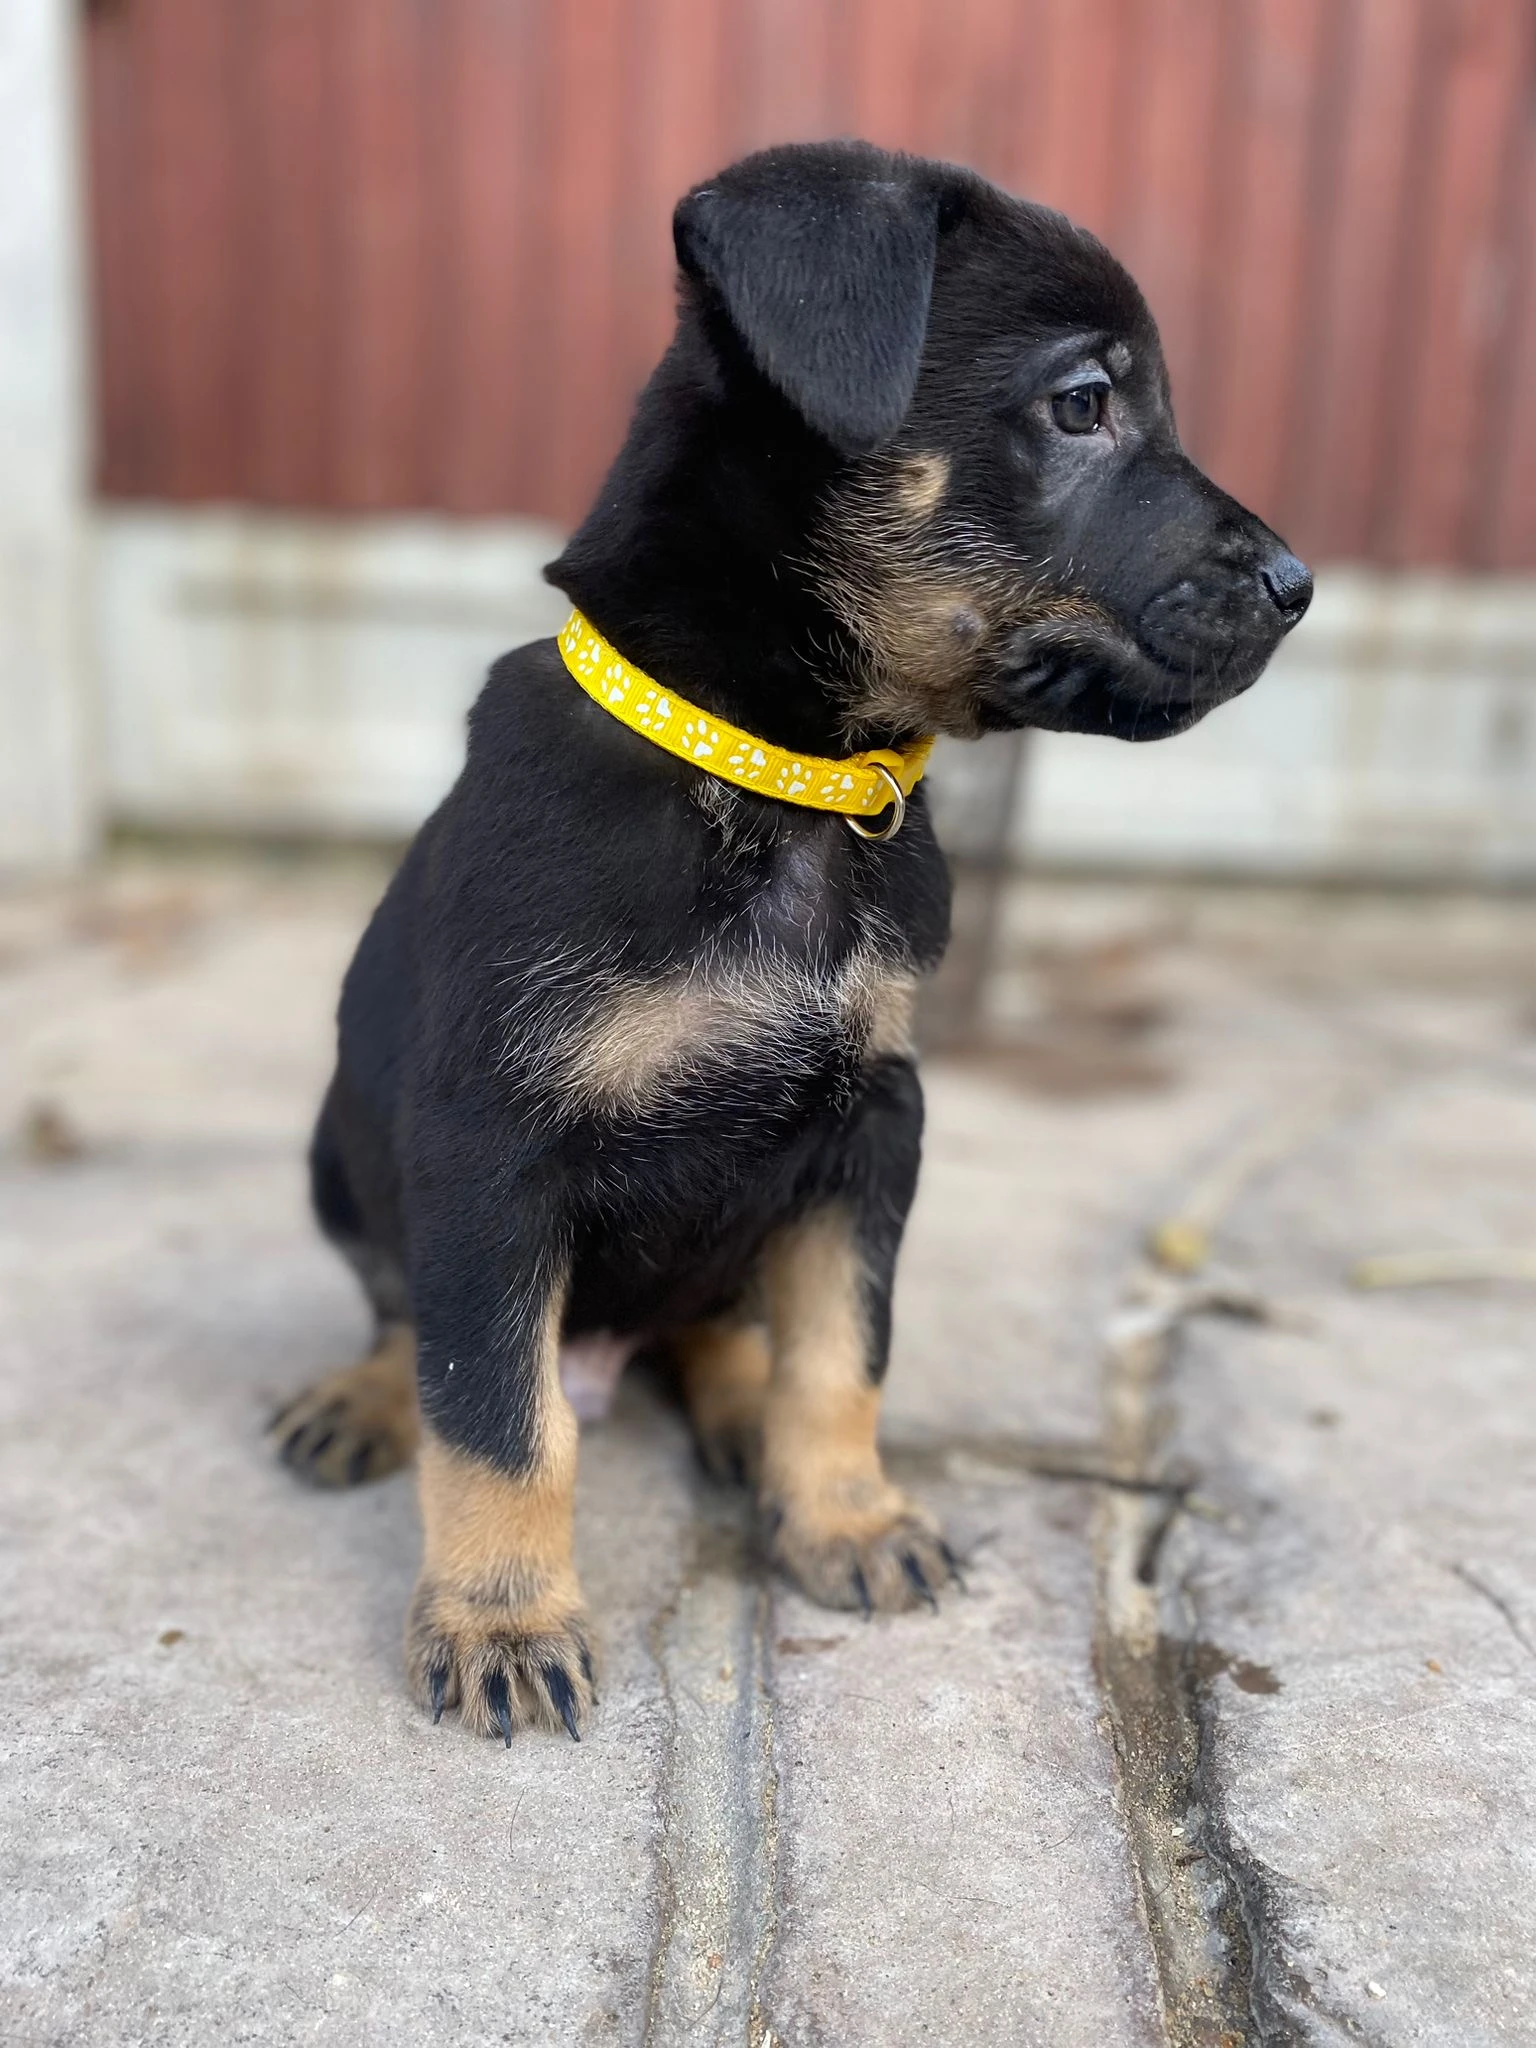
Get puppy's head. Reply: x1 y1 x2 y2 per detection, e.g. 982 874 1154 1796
675 141 1311 741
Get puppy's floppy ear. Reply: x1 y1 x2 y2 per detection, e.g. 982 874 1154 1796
675 143 953 456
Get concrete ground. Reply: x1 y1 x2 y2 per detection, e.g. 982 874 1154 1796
2 850 1533 2047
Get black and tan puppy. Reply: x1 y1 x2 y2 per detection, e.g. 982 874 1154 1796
271 141 1310 1743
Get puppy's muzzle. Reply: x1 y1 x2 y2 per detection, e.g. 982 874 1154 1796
1259 548 1313 631
1138 542 1312 685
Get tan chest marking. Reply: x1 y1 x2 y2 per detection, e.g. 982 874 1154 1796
554 949 917 1116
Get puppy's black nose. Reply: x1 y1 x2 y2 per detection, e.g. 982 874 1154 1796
1260 549 1313 629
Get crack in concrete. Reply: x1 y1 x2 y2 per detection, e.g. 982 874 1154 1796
1092 1279 1314 2048
887 1431 1201 1496
634 1196 1346 2042
642 1502 780 2048
1450 1560 1536 1663
1179 1626 1328 2047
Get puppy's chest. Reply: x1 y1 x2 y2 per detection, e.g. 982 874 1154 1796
513 807 925 1125
549 936 916 1123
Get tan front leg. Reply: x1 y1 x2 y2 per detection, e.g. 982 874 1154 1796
758 1208 953 1613
405 1284 594 1743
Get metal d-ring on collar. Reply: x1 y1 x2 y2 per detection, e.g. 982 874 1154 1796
843 763 906 842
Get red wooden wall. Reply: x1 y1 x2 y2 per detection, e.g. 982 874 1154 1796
85 0 1536 568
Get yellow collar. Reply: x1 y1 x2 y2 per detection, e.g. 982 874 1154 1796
557 609 933 839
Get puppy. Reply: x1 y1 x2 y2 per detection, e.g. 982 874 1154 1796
270 141 1310 1743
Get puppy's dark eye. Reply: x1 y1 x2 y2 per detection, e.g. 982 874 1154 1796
1050 385 1107 435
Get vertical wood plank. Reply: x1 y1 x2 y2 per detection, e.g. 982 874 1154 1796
244 0 338 506
841 0 929 156
736 0 839 150
1199 0 1332 526
434 0 545 514
1278 0 1427 559
539 0 632 521
1478 114 1536 570
329 0 434 508
1381 0 1534 562
1109 0 1234 452
1031 0 1135 236
134 0 246 497
896 0 1022 169
82 2 149 495
977 0 1059 201
617 0 735 410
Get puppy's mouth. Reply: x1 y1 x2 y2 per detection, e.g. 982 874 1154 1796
974 613 1270 742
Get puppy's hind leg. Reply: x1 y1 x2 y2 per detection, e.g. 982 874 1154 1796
277 1082 420 1486
270 1321 421 1487
758 1059 956 1615
674 1316 772 1485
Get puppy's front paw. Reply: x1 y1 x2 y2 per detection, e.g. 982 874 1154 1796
764 1484 958 1615
406 1578 596 1744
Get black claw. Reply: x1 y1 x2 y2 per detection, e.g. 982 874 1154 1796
347 1443 371 1485
428 1661 450 1725
543 1661 582 1743
485 1669 515 1747
268 1397 300 1434
903 1552 939 1611
853 1564 873 1621
280 1400 345 1466
940 1540 968 1593
577 1641 597 1699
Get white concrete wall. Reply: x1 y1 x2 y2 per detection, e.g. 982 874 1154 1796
93 507 1536 882
94 510 568 837
0 0 95 871
1021 570 1536 882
